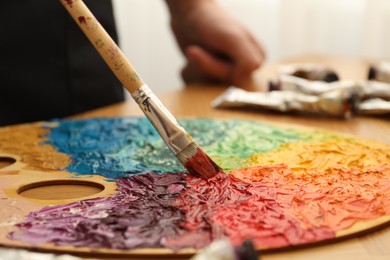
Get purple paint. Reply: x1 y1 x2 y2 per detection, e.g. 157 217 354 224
9 173 187 249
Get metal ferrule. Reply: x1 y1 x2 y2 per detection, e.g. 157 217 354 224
131 84 193 154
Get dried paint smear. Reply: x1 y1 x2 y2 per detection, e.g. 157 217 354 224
7 118 390 251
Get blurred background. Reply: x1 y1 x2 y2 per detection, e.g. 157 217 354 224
112 0 390 92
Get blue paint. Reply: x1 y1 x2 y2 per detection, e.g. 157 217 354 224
46 117 178 178
45 117 304 179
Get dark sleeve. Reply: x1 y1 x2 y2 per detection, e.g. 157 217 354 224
0 0 124 126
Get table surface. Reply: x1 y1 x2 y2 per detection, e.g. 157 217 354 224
5 54 390 259
74 54 390 146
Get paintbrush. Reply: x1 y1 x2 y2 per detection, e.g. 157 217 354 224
59 0 221 178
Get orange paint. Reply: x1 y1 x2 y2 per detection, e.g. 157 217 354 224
232 164 390 232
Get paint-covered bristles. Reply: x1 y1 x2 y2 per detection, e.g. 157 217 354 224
177 142 222 178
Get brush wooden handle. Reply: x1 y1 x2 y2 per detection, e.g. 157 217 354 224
60 0 144 93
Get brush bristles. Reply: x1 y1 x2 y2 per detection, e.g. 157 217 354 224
177 142 222 179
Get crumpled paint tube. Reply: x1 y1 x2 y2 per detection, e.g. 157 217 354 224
214 60 390 116
190 239 259 260
277 63 339 83
272 74 390 100
368 61 390 83
358 98 390 115
268 74 390 115
212 86 358 118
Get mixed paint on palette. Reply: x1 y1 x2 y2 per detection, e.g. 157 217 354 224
7 118 390 251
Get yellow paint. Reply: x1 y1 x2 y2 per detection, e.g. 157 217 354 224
246 137 390 173
0 123 70 171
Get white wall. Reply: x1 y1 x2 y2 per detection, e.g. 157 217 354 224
112 0 181 93
363 0 390 60
112 0 390 93
279 0 365 58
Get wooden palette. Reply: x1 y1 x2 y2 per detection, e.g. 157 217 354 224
1 118 390 258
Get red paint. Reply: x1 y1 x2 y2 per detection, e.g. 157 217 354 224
65 0 73 7
170 169 335 249
170 164 390 249
185 147 222 179
78 16 86 25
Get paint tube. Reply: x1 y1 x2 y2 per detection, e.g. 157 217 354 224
212 86 358 118
368 62 390 83
190 239 259 260
361 81 390 100
269 74 357 95
358 98 390 115
270 74 390 100
277 63 339 83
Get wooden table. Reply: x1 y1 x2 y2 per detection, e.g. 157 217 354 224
76 54 390 146
4 55 390 259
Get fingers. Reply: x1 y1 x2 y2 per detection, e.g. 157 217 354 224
183 45 234 84
224 31 265 85
182 38 265 86
167 0 266 86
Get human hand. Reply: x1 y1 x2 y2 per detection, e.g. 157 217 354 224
165 0 266 86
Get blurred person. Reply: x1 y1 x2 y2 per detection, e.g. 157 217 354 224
0 0 265 126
